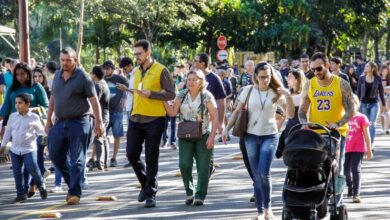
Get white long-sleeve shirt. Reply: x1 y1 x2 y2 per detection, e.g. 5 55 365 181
2 110 45 155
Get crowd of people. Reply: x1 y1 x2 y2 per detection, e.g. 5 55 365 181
0 39 389 219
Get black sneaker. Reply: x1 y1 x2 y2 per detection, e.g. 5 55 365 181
193 199 204 206
39 187 48 199
48 166 55 173
110 158 117 167
250 194 256 203
218 137 223 142
87 158 95 168
347 187 353 198
185 196 194 205
138 189 147 202
145 197 156 208
12 196 27 204
27 186 36 198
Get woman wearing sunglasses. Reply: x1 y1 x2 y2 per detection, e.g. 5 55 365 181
223 62 294 219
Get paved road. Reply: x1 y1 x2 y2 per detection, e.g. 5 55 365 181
0 132 389 219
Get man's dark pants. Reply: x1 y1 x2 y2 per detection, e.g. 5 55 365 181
126 117 165 198
48 116 93 197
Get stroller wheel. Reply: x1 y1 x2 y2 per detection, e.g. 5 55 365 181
282 208 292 220
330 204 348 220
309 210 317 220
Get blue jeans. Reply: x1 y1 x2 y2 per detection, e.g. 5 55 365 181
28 136 46 187
107 112 124 137
245 133 278 213
360 102 379 144
162 116 177 144
48 116 93 197
54 160 71 187
10 151 45 197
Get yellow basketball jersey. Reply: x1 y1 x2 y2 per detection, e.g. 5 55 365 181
308 75 348 137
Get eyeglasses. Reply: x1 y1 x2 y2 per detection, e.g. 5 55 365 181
258 75 271 80
311 66 323 72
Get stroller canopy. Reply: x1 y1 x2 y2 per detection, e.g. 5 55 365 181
283 129 328 168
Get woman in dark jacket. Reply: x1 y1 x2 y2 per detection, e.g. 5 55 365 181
346 65 359 93
356 62 386 147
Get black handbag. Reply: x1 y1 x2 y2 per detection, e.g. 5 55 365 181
232 86 253 137
177 92 204 140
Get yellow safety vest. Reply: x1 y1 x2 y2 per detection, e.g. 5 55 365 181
132 62 166 117
308 75 348 137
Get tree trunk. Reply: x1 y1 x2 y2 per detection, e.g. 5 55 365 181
95 45 100 64
326 35 333 57
386 32 390 60
361 31 369 59
374 32 380 63
76 0 85 65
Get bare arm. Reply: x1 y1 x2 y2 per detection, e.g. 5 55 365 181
216 98 226 126
224 101 245 132
45 96 55 134
298 81 311 123
363 125 372 160
0 85 5 93
89 96 104 137
163 98 181 117
336 79 355 126
206 99 219 149
89 96 103 124
207 101 219 140
286 95 295 119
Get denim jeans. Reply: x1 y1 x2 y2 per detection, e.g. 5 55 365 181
107 112 124 137
28 136 46 187
54 160 71 187
244 133 278 213
48 116 93 197
10 151 45 197
126 117 165 198
329 136 346 208
344 152 364 196
162 116 177 144
360 102 379 144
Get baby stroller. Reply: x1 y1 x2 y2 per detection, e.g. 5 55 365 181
281 123 347 220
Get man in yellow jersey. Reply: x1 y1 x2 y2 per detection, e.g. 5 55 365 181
298 52 354 210
127 40 175 208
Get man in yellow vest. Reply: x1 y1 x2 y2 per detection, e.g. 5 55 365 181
298 52 354 213
127 39 175 208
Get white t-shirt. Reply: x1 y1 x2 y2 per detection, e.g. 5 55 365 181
126 68 136 112
238 86 286 136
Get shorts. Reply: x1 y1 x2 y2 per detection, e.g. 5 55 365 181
106 112 124 137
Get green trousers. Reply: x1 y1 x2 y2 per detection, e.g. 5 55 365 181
178 133 213 200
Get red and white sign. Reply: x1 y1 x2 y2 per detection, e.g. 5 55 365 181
216 49 229 62
217 36 227 50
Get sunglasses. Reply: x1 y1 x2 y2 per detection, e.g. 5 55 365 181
311 66 323 72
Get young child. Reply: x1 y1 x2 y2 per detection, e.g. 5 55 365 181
344 95 373 203
0 93 48 203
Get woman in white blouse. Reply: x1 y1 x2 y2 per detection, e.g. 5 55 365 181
223 62 294 219
164 70 218 206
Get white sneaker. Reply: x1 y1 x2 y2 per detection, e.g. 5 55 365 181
50 186 63 193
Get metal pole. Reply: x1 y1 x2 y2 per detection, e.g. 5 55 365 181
18 0 30 65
